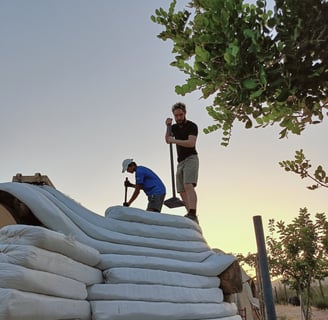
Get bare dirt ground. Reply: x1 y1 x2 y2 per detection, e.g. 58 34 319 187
275 304 328 320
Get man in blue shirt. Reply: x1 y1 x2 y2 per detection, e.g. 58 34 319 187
122 159 166 212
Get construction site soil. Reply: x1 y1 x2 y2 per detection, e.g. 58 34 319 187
275 304 328 320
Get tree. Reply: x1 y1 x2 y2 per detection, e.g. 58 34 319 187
279 149 328 190
266 209 328 319
238 210 328 320
151 0 328 146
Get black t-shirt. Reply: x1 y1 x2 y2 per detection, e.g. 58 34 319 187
172 120 198 163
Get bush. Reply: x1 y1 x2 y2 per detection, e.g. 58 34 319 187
273 280 328 308
313 298 328 310
311 282 328 309
273 283 294 305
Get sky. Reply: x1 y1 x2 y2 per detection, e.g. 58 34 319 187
1 0 327 258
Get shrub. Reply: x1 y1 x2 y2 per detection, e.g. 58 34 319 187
313 298 328 310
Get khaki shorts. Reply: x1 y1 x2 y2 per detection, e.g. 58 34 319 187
176 154 199 193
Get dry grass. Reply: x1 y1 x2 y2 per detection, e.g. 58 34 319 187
275 304 328 320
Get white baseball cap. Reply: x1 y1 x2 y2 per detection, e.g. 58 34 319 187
122 159 133 173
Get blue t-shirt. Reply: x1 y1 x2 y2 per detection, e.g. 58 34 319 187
135 166 166 196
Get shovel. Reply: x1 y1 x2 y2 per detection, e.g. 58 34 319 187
124 177 128 203
164 125 185 209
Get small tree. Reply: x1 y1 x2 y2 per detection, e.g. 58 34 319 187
266 209 328 320
237 210 328 320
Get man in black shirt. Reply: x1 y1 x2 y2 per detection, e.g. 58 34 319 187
165 102 199 224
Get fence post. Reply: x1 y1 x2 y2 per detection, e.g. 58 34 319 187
253 215 277 320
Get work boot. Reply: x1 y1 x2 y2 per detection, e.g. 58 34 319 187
184 213 199 224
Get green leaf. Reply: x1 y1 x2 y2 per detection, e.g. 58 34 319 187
242 79 258 90
256 118 264 125
250 89 264 99
194 61 206 73
175 85 186 96
230 44 239 57
195 46 210 62
259 66 267 86
314 166 326 180
223 52 233 64
243 28 255 39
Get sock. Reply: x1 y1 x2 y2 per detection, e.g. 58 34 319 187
188 209 196 216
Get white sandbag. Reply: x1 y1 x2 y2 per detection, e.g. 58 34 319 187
0 288 90 320
0 244 103 285
0 224 101 266
0 182 241 320
41 185 204 241
105 205 202 230
38 185 205 244
205 316 242 320
0 184 106 259
36 204 209 253
0 263 87 300
90 241 213 262
0 182 82 234
87 283 224 303
33 187 209 252
0 183 209 253
90 300 238 320
103 267 220 288
0 183 117 254
98 252 236 276
0 183 100 257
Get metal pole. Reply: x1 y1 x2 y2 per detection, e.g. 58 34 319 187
253 215 277 320
169 143 177 198
168 124 176 198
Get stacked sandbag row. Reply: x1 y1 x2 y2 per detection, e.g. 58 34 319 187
0 224 103 320
0 182 242 320
87 206 240 320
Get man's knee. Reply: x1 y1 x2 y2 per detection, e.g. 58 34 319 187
184 183 195 191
